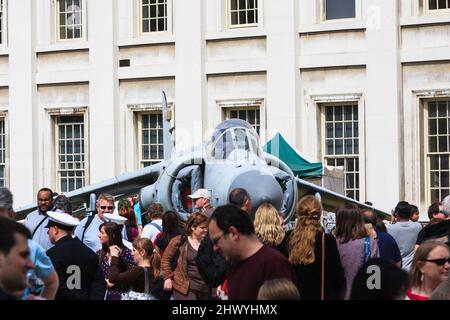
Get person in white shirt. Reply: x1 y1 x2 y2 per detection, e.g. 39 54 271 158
141 203 164 242
24 188 55 252
387 201 422 272
74 193 127 253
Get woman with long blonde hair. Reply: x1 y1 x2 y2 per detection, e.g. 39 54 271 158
288 195 345 300
254 203 286 250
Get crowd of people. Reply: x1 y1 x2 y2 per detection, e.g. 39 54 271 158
0 185 449 301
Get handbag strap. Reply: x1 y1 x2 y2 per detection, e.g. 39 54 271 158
31 215 48 238
143 267 150 294
362 236 371 263
321 232 325 300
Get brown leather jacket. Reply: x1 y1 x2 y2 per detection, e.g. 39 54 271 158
161 235 190 295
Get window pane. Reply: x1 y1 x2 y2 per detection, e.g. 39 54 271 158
429 0 437 9
335 123 343 138
335 139 343 155
439 136 448 152
326 123 333 139
335 106 343 121
429 136 438 152
429 119 437 135
150 19 157 32
231 0 237 10
438 102 447 117
344 122 352 137
441 155 449 170
326 0 356 20
441 172 449 187
430 155 439 170
344 106 353 120
143 5 149 19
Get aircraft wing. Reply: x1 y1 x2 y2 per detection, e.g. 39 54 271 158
295 177 391 220
14 163 163 220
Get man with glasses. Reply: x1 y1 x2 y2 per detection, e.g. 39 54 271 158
24 188 55 251
74 193 124 253
208 205 295 300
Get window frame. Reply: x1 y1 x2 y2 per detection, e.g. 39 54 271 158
312 93 365 201
138 0 172 36
137 111 164 168
48 107 89 194
0 0 7 47
321 103 361 200
0 112 8 187
55 0 87 42
219 98 266 142
227 0 260 29
129 102 173 168
424 0 450 14
423 99 450 203
321 0 359 22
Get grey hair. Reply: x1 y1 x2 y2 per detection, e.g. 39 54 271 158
0 187 13 210
442 195 450 216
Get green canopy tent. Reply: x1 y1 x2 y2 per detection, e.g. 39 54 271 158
263 133 323 178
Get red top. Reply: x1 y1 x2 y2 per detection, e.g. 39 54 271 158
407 288 429 300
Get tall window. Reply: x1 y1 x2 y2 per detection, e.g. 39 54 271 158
141 0 168 34
139 112 164 167
56 115 86 192
228 0 258 28
426 101 450 202
57 0 83 40
323 104 360 200
428 0 450 10
324 0 356 20
0 118 5 187
226 107 261 135
0 0 5 45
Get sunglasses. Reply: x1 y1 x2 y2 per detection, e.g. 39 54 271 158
421 258 450 266
99 206 114 210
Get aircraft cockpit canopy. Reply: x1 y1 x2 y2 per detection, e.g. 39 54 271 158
208 119 264 161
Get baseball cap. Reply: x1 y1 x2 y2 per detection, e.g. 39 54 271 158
188 189 211 200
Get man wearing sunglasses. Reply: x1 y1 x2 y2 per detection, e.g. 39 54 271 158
75 193 126 253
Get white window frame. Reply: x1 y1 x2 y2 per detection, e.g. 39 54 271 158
55 0 87 42
218 98 266 142
424 0 450 14
312 93 365 201
129 103 173 168
0 0 7 47
423 98 450 203
320 0 361 22
227 0 260 29
410 89 450 206
138 0 172 36
0 111 8 187
47 107 89 193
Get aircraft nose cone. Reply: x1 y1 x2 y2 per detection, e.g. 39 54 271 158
229 169 284 218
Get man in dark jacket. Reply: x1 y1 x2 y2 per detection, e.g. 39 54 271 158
46 211 106 300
